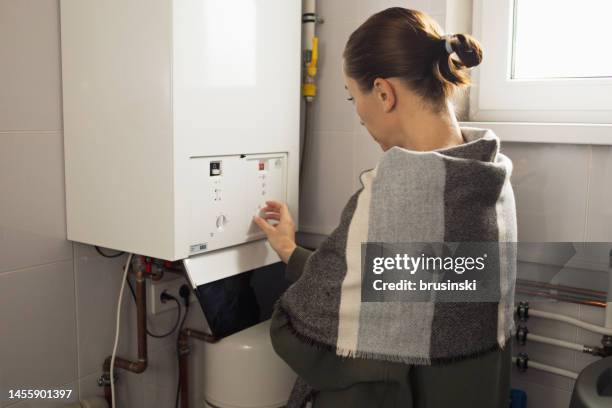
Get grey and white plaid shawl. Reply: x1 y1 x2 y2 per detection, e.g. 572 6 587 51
279 127 517 373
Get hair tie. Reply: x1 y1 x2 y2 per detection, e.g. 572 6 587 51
441 34 454 54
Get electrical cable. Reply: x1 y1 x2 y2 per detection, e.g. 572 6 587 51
147 296 182 338
125 274 182 338
110 253 133 408
175 288 191 408
95 245 125 258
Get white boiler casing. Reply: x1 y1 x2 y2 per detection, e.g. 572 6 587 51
60 0 301 278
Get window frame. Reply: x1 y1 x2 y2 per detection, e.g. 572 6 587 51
468 0 612 144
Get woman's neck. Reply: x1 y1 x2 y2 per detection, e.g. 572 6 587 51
395 102 464 152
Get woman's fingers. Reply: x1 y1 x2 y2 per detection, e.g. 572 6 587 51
265 201 290 215
261 205 280 213
262 201 294 226
263 212 281 220
279 203 291 219
265 200 282 209
252 215 274 233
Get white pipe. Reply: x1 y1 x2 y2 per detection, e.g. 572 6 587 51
530 308 612 336
303 0 316 50
512 357 579 380
528 333 586 353
111 253 133 408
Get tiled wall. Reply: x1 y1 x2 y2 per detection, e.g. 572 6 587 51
500 143 610 408
297 1 611 408
0 1 208 406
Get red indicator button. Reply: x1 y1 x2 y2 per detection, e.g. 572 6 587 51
259 162 265 170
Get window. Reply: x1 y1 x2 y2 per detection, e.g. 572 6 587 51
512 0 612 80
470 0 612 127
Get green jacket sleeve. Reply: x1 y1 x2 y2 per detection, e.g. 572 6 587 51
285 245 314 283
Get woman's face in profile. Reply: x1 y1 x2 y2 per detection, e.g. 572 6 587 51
344 75 386 150
342 64 399 152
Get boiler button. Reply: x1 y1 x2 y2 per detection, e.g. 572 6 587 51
216 215 227 230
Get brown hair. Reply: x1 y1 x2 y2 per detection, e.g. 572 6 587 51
343 7 483 112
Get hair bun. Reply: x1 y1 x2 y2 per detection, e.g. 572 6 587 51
343 7 484 112
433 32 483 89
453 34 483 68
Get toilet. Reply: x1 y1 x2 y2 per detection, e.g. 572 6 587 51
201 319 297 408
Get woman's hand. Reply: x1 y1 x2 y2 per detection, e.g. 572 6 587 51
252 200 297 263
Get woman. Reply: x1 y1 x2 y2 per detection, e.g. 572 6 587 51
253 7 517 408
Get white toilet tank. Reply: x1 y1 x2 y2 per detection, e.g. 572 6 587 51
202 319 297 408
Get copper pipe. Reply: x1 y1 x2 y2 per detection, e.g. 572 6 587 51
178 332 190 408
177 328 219 408
149 263 185 280
102 261 149 407
517 288 607 308
103 377 111 405
517 278 607 298
183 328 218 343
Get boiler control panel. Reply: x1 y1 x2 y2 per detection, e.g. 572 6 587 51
189 152 288 255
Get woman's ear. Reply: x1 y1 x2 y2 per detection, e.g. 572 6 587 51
373 78 396 113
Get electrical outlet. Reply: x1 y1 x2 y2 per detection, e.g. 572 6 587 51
147 278 197 315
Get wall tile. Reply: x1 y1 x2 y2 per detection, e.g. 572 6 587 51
360 0 431 18
311 18 361 133
299 131 356 235
78 370 144 408
0 0 62 131
576 304 607 363
142 344 179 407
73 244 136 377
512 339 575 390
585 145 612 241
0 261 77 407
429 0 446 15
0 132 72 274
511 362 572 394
0 369 4 408
520 314 579 344
574 351 601 376
77 372 104 402
186 331 207 407
429 12 446 31
511 378 572 408
551 265 608 296
141 343 178 388
501 142 590 241
317 0 362 23
512 300 582 395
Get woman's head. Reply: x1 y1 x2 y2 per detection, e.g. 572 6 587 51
342 7 483 150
